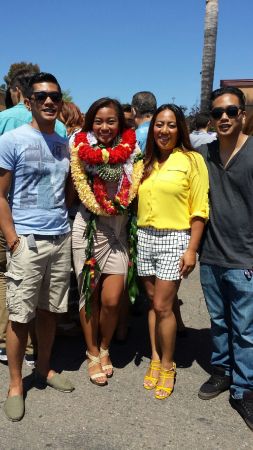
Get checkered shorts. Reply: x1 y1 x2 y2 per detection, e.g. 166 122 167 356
137 228 190 280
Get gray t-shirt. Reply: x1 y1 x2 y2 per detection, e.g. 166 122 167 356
198 136 253 269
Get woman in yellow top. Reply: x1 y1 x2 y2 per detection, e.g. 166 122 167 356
137 104 209 399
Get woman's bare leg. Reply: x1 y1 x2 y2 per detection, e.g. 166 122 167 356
100 274 124 372
153 278 180 397
79 283 106 383
142 276 160 388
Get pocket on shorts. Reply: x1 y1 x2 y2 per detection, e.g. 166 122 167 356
8 235 26 258
5 271 23 315
5 235 27 290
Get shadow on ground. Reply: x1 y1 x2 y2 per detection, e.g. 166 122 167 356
49 303 212 377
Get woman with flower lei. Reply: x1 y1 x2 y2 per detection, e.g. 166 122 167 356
71 98 143 386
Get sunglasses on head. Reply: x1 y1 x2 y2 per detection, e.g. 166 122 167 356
31 91 62 103
210 105 242 120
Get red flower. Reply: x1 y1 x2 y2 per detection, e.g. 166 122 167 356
75 129 136 165
93 173 131 215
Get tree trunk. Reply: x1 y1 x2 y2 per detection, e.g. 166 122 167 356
200 0 219 112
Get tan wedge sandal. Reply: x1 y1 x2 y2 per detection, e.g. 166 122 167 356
100 347 114 378
86 351 108 386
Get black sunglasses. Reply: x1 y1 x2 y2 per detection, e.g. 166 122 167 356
210 105 242 120
31 91 62 103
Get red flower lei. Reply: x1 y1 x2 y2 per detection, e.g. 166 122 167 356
75 128 136 165
93 173 131 215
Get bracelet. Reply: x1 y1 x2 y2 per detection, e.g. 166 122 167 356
9 237 20 252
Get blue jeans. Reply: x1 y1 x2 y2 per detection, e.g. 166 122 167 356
200 263 253 399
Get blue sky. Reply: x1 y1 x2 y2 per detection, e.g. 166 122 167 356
1 0 252 112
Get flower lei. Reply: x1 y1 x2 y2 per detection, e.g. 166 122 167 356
75 128 136 165
71 129 143 216
71 129 144 316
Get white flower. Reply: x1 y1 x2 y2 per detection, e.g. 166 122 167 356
87 131 98 146
123 143 141 182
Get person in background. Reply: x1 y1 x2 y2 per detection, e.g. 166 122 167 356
137 104 209 400
0 70 67 137
58 101 84 138
0 72 74 422
198 86 253 432
131 91 157 153
122 103 135 129
189 112 216 147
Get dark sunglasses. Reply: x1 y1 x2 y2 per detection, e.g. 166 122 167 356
210 105 242 120
31 91 62 103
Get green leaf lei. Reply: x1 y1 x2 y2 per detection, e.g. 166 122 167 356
82 211 139 317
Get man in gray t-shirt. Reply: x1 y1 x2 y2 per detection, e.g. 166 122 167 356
0 73 74 422
198 86 253 432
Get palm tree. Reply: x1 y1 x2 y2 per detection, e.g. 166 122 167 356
200 0 219 112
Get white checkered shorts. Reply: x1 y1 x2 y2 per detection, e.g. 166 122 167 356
137 228 191 280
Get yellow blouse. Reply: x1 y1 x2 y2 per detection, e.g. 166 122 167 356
137 148 209 230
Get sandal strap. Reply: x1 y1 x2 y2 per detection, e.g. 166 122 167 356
159 370 176 380
101 364 113 371
99 347 109 358
144 375 158 384
160 363 176 375
90 372 106 380
150 360 161 370
156 385 173 393
147 360 161 379
144 360 161 388
86 351 100 368
157 365 176 387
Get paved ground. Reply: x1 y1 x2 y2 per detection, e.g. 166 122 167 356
0 265 252 449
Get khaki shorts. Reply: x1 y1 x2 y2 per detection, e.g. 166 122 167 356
5 233 71 323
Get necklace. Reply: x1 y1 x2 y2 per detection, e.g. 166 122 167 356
71 130 144 216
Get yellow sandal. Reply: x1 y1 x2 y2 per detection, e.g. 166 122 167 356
143 360 161 390
155 363 176 399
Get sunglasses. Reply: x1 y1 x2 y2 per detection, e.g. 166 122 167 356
210 105 242 120
31 91 62 103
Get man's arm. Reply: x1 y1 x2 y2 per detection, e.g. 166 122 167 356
65 172 78 209
0 168 19 252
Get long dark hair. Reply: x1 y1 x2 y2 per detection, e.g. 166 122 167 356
143 104 195 180
83 97 125 136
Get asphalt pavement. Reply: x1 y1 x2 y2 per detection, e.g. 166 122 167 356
0 265 252 449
